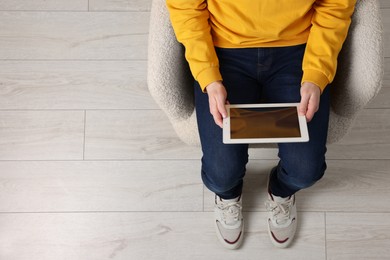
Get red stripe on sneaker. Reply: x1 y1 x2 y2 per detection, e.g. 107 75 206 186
271 231 289 244
224 231 242 245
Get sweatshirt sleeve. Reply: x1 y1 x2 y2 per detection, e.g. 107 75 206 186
166 0 222 92
302 0 356 92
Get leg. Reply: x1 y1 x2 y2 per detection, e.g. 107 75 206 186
265 87 329 247
195 47 262 199
261 44 329 248
272 88 330 197
195 48 261 250
261 44 330 197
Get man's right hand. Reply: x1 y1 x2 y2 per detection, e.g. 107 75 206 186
205 81 228 128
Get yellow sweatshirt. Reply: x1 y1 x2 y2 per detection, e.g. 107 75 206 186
166 0 356 93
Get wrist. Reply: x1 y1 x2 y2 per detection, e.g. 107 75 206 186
301 81 321 92
205 81 223 93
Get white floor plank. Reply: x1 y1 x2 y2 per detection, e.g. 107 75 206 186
0 12 149 60
327 109 390 159
84 110 202 160
0 61 156 109
0 161 203 212
0 111 84 160
298 160 390 212
0 0 87 11
0 212 326 260
380 0 390 9
326 213 390 260
89 0 152 11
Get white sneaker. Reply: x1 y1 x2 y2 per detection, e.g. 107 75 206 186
214 195 244 249
265 192 297 248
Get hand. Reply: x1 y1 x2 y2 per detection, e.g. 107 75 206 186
299 82 321 122
205 81 228 128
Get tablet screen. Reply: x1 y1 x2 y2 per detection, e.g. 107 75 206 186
223 103 309 144
230 106 301 139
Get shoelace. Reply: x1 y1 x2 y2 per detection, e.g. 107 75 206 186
265 197 293 225
218 201 242 225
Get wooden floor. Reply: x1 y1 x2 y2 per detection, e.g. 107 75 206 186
0 1 389 259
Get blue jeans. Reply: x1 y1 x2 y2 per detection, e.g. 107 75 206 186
194 44 330 199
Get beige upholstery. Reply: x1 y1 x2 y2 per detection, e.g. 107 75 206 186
147 0 383 146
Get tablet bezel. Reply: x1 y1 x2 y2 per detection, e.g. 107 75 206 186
223 103 309 144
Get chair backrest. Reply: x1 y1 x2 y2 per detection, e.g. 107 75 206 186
148 0 383 147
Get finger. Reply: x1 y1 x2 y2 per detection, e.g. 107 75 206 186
298 94 310 117
213 114 223 128
211 108 223 128
209 99 224 128
217 100 227 119
305 104 315 122
306 97 320 122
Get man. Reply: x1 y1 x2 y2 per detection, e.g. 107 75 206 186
166 0 356 249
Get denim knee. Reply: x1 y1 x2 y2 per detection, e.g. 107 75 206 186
278 161 327 191
201 157 246 198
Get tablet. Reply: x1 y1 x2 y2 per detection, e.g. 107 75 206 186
223 103 309 144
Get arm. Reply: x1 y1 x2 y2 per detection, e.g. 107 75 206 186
166 0 222 91
300 0 356 121
166 0 227 127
